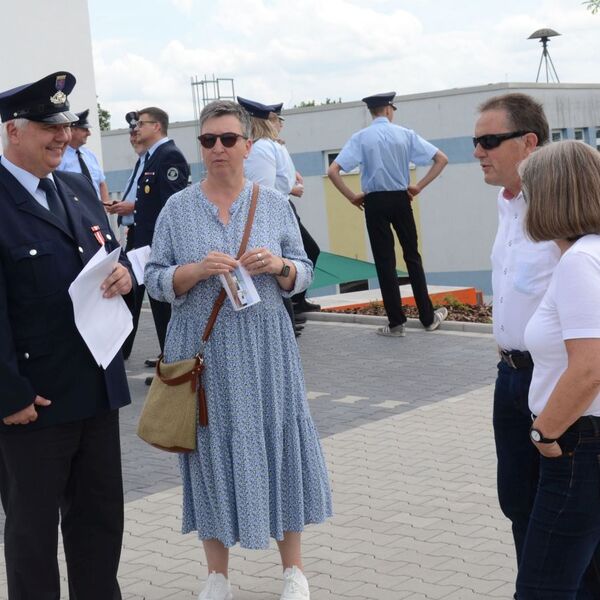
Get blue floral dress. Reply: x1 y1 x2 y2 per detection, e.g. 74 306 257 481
145 181 332 548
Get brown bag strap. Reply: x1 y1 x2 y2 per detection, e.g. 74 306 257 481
200 183 259 344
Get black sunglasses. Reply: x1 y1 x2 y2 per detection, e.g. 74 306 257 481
198 132 247 149
472 130 530 150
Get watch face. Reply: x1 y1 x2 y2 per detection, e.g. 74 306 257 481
530 429 542 442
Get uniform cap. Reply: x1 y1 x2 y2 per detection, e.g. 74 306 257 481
73 109 91 129
267 102 283 115
125 111 138 130
0 71 78 124
236 96 271 120
361 91 397 111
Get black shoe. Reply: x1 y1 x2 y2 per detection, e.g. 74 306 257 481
295 324 305 332
294 300 321 313
145 376 153 386
294 330 301 338
144 358 158 368
294 313 307 324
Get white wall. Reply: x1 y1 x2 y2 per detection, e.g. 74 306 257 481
0 0 102 160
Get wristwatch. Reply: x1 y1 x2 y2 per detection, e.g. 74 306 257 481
529 427 557 444
279 260 290 277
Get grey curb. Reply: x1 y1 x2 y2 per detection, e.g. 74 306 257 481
305 310 494 334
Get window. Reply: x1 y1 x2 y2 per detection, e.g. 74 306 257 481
596 128 600 151
574 128 585 141
324 151 359 174
551 129 564 142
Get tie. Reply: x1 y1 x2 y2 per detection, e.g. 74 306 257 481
122 156 141 200
38 178 69 228
76 149 93 183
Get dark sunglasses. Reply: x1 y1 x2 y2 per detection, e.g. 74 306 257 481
198 132 247 149
472 130 530 150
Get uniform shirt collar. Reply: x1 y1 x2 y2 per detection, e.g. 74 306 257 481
0 155 55 197
146 136 170 158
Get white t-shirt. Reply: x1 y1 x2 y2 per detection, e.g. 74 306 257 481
524 235 600 416
491 189 560 350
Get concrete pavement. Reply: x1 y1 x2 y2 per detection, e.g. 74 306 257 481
0 309 517 599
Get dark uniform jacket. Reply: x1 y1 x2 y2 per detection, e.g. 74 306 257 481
132 139 189 248
0 163 134 432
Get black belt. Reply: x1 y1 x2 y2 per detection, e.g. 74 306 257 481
567 415 600 434
500 349 533 370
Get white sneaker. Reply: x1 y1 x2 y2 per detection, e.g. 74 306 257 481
376 324 406 337
425 307 448 332
198 572 233 600
280 566 310 600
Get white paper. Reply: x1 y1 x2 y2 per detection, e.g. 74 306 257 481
126 245 151 285
68 246 134 368
219 265 261 311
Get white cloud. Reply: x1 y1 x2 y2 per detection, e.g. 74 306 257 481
91 0 600 127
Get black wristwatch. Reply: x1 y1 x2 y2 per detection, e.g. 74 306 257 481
529 427 557 444
279 260 290 277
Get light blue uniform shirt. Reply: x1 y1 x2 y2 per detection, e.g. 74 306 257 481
335 117 438 193
57 145 106 199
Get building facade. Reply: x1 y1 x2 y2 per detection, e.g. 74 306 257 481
101 83 600 294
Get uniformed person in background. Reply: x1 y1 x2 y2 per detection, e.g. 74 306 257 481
0 71 134 599
108 106 190 368
268 102 322 316
57 108 111 203
328 91 448 337
112 111 147 359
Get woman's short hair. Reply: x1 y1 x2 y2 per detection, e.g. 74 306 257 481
521 140 600 241
250 116 277 141
199 100 251 139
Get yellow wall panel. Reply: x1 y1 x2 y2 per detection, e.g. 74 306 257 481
323 170 423 274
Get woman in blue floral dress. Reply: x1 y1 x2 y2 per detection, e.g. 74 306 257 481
145 100 332 600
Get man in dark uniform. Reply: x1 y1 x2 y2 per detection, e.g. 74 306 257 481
328 91 448 337
0 72 134 599
108 106 189 365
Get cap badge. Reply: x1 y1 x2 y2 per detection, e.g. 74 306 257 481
50 91 67 105
50 75 68 105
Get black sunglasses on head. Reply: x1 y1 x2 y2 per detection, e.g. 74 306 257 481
198 132 247 149
472 130 530 150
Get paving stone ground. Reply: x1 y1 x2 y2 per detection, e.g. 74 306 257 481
0 310 518 599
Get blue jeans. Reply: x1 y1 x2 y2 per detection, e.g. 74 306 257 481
516 423 600 599
493 361 540 568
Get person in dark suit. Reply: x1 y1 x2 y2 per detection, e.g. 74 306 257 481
0 71 134 599
108 106 190 366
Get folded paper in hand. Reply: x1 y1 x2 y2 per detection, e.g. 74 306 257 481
126 245 151 285
68 246 133 368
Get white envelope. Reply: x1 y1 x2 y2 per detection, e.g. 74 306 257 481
126 245 151 285
68 246 133 368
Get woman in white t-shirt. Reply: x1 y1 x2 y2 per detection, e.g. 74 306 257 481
517 140 600 599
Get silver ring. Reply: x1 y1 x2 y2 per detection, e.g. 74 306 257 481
257 253 262 260
261 259 265 267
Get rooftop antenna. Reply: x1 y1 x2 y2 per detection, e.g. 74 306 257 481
528 28 561 83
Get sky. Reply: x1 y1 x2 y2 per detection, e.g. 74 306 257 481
88 0 600 128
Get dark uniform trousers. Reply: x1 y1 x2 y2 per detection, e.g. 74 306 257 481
0 411 123 600
289 200 320 305
364 190 434 328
